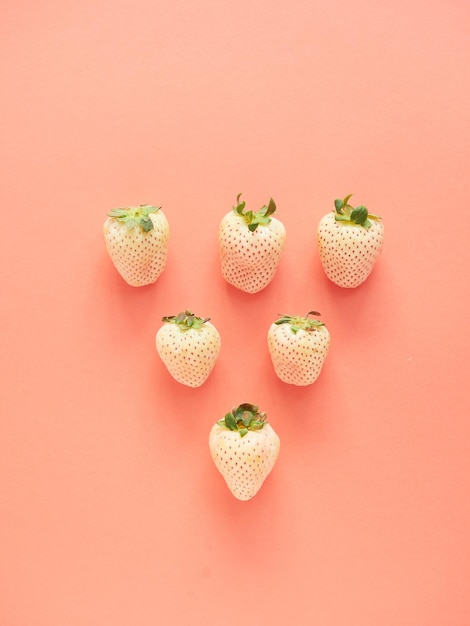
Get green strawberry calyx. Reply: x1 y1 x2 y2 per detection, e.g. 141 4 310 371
333 194 381 229
274 311 325 334
233 193 277 232
161 310 211 331
108 204 161 232
217 403 267 438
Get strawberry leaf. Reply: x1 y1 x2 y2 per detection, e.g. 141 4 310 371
140 217 154 232
140 204 160 214
334 214 351 223
334 198 344 213
238 402 258 413
108 208 129 218
257 215 272 227
350 206 369 226
241 410 253 427
264 198 277 218
225 413 238 431
234 193 246 215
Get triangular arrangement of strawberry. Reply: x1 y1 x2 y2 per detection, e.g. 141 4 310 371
103 190 386 502
209 403 280 501
218 194 286 293
104 204 170 286
317 194 384 288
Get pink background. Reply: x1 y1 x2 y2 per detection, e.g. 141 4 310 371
1 1 469 624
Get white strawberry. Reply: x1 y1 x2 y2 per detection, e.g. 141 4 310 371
209 403 280 501
104 204 169 287
156 310 221 387
219 194 286 293
317 194 384 288
267 311 330 386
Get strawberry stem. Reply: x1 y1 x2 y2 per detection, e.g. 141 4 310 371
217 403 267 438
108 204 161 232
274 311 325 334
162 310 211 331
333 195 381 229
233 193 277 232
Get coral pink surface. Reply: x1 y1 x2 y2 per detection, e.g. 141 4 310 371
1 1 469 624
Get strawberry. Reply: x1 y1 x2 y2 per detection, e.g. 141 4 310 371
209 403 280 501
104 204 169 287
156 310 221 387
317 194 384 288
267 311 330 386
218 194 286 293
